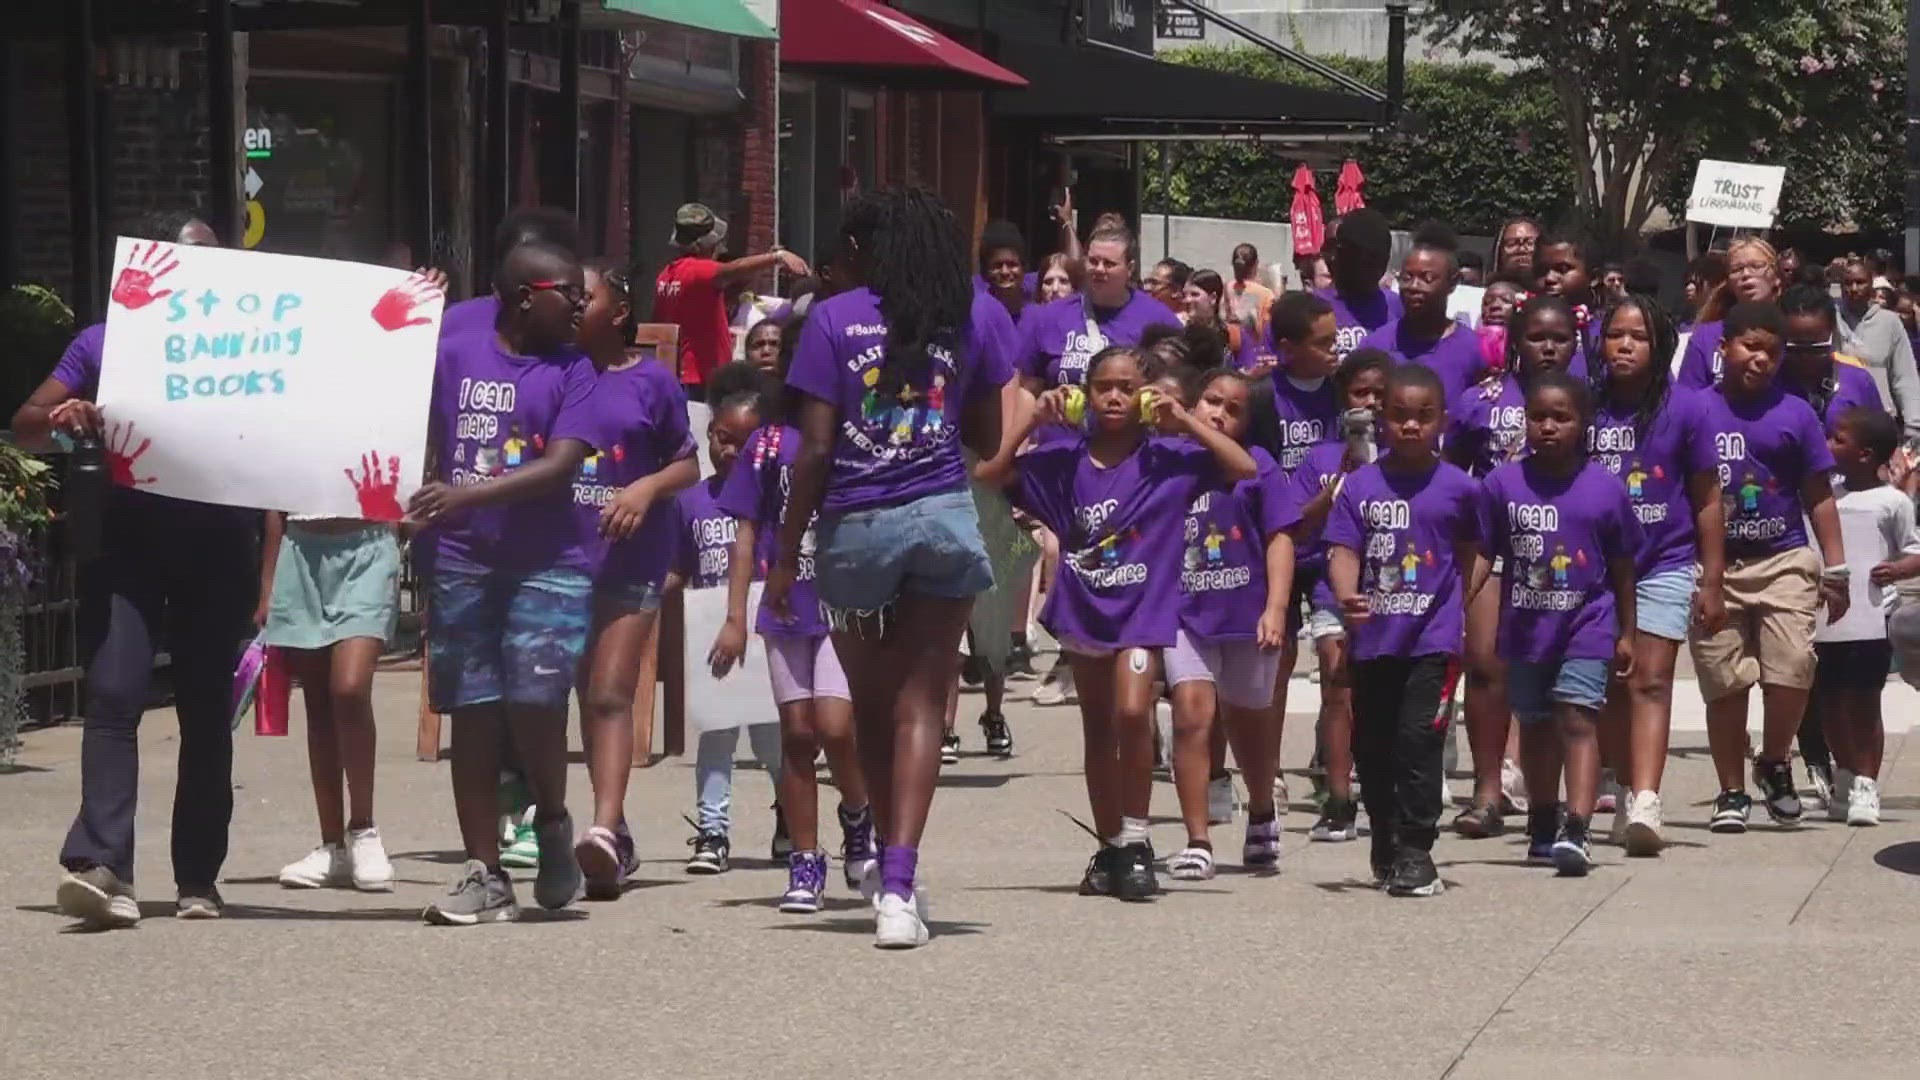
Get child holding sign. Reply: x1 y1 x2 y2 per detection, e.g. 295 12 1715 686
411 241 604 926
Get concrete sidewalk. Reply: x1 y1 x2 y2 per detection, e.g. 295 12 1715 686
4 669 1920 1080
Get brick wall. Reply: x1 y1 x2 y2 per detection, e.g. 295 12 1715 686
737 40 776 262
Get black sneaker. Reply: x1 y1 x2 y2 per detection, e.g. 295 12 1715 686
1526 803 1563 865
1752 757 1803 826
770 802 792 859
960 654 985 688
1369 832 1396 887
1709 789 1752 833
1006 640 1039 679
1309 797 1359 842
1112 841 1159 901
1078 846 1116 896
685 830 730 874
941 732 962 765
980 710 1013 757
1386 849 1444 897
1551 814 1592 877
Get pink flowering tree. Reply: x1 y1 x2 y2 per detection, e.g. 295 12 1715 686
1427 0 1904 238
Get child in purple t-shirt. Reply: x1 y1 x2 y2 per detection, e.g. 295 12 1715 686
1265 290 1342 471
1690 302 1850 834
568 262 699 900
1476 372 1641 876
989 344 1258 902
410 241 603 926
1530 233 1603 370
1324 362 1484 897
675 372 787 875
1588 295 1727 856
1779 286 1891 433
709 392 873 918
1359 242 1490 404
1163 369 1299 880
1287 348 1390 842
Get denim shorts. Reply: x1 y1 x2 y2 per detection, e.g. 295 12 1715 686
1636 567 1697 642
814 488 995 618
428 564 592 711
1507 657 1611 722
594 578 665 617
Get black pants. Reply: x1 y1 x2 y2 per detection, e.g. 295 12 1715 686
1350 654 1451 855
59 502 254 888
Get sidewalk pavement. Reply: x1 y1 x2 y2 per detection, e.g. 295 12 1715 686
4 669 1920 1080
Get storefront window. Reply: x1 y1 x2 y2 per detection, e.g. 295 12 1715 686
245 77 397 262
779 78 817 261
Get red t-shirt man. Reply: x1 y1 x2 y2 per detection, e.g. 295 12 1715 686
654 203 809 396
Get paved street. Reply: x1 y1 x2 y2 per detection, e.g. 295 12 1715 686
6 666 1920 1080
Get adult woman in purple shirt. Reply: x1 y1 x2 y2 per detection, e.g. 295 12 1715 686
18 211 254 928
768 186 1011 949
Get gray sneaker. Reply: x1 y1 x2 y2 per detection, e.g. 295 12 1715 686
56 866 140 929
176 885 224 919
533 812 582 911
423 860 520 925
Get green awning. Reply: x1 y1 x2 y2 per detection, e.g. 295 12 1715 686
594 0 776 39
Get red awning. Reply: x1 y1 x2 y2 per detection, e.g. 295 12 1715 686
780 0 1028 90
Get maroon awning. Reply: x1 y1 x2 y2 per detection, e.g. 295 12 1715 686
780 0 1028 90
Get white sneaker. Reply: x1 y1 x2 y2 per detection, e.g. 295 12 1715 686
278 843 348 888
1167 845 1216 880
347 827 395 891
1827 768 1855 823
1272 775 1290 815
1500 757 1529 814
1622 790 1664 857
874 891 929 949
1207 774 1237 825
1595 770 1623 814
1846 776 1881 827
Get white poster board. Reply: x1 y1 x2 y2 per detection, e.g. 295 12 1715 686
1685 159 1786 229
96 238 442 519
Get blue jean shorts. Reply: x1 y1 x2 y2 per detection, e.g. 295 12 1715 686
1508 657 1611 722
814 488 995 618
1636 567 1697 642
429 564 592 711
594 578 665 618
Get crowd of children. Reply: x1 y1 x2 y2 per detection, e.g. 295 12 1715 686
30 194 1920 950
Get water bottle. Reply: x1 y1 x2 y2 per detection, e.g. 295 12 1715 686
1343 407 1375 464
66 436 107 563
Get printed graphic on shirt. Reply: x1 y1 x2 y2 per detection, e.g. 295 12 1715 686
1359 499 1436 612
452 379 543 483
1504 502 1589 611
1068 497 1146 587
848 334 957 461
1276 418 1325 470
688 511 736 590
1712 429 1786 543
1181 490 1252 592
572 444 627 508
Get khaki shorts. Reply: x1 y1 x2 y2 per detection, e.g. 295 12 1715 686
1688 546 1821 700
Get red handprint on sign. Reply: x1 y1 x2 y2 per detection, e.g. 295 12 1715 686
111 242 180 311
370 274 445 332
345 451 404 521
105 421 157 488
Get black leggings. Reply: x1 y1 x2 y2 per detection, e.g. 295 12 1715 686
59 504 254 888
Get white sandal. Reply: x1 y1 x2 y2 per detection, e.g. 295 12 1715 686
1167 845 1216 881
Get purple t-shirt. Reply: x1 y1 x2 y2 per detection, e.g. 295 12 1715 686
440 296 500 340
1447 374 1528 478
1285 439 1361 605
1361 318 1490 404
1322 459 1484 661
573 360 694 586
1676 320 1725 390
1017 290 1181 387
713 424 825 637
1269 375 1340 471
1013 435 1218 649
428 334 602 573
1315 286 1403 360
1180 447 1300 642
674 475 751 592
1479 460 1641 662
1699 386 1836 559
1783 358 1886 433
51 322 107 395
784 287 1014 516
1590 388 1717 576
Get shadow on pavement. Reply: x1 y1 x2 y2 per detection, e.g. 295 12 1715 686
1872 840 1920 875
766 917 988 938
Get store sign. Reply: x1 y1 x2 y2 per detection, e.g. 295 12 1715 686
1685 159 1786 229
1084 0 1154 58
96 239 441 519
1155 0 1203 40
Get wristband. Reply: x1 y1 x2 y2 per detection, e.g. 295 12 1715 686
1822 566 1851 582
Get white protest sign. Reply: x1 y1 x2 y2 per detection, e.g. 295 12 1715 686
1685 159 1786 229
96 238 442 519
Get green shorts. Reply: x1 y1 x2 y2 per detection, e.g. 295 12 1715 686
262 524 401 650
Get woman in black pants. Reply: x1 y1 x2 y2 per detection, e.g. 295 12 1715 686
12 211 257 927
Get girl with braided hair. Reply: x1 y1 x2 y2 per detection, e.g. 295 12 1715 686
766 185 1017 948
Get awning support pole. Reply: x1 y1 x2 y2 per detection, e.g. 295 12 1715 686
207 0 241 248
66 0 101 317
407 0 434 270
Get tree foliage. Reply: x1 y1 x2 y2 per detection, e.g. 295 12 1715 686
1142 48 1575 236
1426 0 1905 239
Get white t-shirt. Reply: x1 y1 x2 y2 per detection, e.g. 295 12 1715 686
1449 284 1485 329
1816 481 1920 642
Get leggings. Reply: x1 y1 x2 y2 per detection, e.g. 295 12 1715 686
59 502 255 888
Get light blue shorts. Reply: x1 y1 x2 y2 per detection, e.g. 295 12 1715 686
814 488 995 617
1508 657 1611 722
1636 567 1698 642
262 524 401 650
